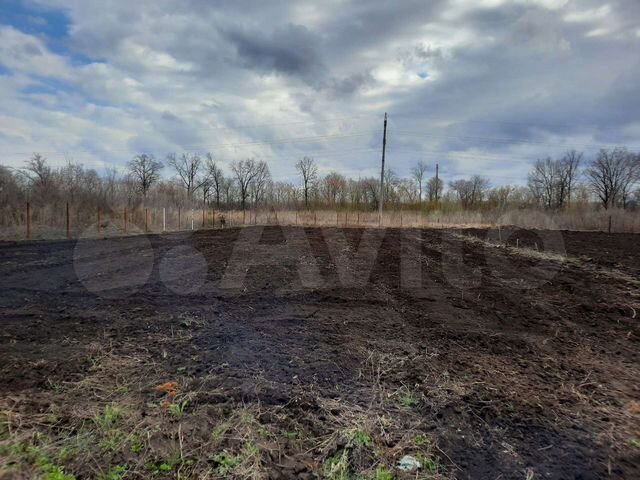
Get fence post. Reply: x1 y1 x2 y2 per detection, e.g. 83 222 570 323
336 211 339 226
26 202 32 240
314 212 317 226
202 208 205 228
357 211 360 224
212 210 215 229
66 202 70 239
97 207 101 234
124 207 128 234
145 208 148 233
295 210 298 225
178 207 181 230
608 215 612 233
163 208 166 232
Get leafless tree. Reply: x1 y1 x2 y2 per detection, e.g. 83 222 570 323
321 172 347 205
126 154 163 198
295 157 318 207
205 153 225 207
449 175 490 209
528 151 582 209
22 153 53 190
488 186 515 209
561 150 582 206
360 177 379 209
232 158 270 210
586 148 640 209
167 152 205 199
411 161 428 202
426 175 443 202
249 161 271 207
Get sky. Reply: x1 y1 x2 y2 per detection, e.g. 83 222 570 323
0 0 639 186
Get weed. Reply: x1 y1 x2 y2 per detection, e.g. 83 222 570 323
212 421 231 440
243 441 259 457
149 455 181 475
323 449 350 480
213 452 242 475
400 387 418 408
374 465 393 480
415 453 438 473
129 436 145 453
39 463 76 480
349 429 372 447
99 430 127 452
168 400 188 417
94 405 121 429
630 439 640 449
97 465 127 480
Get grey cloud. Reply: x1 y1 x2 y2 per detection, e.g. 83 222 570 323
4 0 640 183
223 23 325 82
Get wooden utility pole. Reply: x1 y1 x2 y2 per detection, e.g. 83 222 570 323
378 112 387 225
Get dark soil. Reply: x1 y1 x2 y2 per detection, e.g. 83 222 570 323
0 226 639 479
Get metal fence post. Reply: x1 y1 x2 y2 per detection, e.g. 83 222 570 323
26 202 32 240
66 202 70 239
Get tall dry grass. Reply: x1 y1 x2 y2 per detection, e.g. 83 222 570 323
0 204 638 241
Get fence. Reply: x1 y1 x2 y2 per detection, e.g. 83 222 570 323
1 203 638 241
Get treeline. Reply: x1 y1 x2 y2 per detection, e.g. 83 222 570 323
1 147 639 222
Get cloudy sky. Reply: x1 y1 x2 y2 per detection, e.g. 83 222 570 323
1 0 639 185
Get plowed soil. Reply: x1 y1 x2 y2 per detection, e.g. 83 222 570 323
1 226 639 480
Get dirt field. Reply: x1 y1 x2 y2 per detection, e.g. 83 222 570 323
1 226 639 479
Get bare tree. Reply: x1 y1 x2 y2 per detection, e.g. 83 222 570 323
528 152 582 209
321 172 347 205
586 147 640 209
449 175 490 209
127 154 164 198
360 177 379 209
249 161 271 207
426 175 443 202
167 152 205 199
560 150 582 206
411 161 428 203
205 153 225 207
295 157 318 207
22 153 53 190
232 158 269 210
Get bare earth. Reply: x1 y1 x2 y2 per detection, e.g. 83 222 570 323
0 226 639 479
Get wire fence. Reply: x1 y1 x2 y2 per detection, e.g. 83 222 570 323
0 203 638 241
